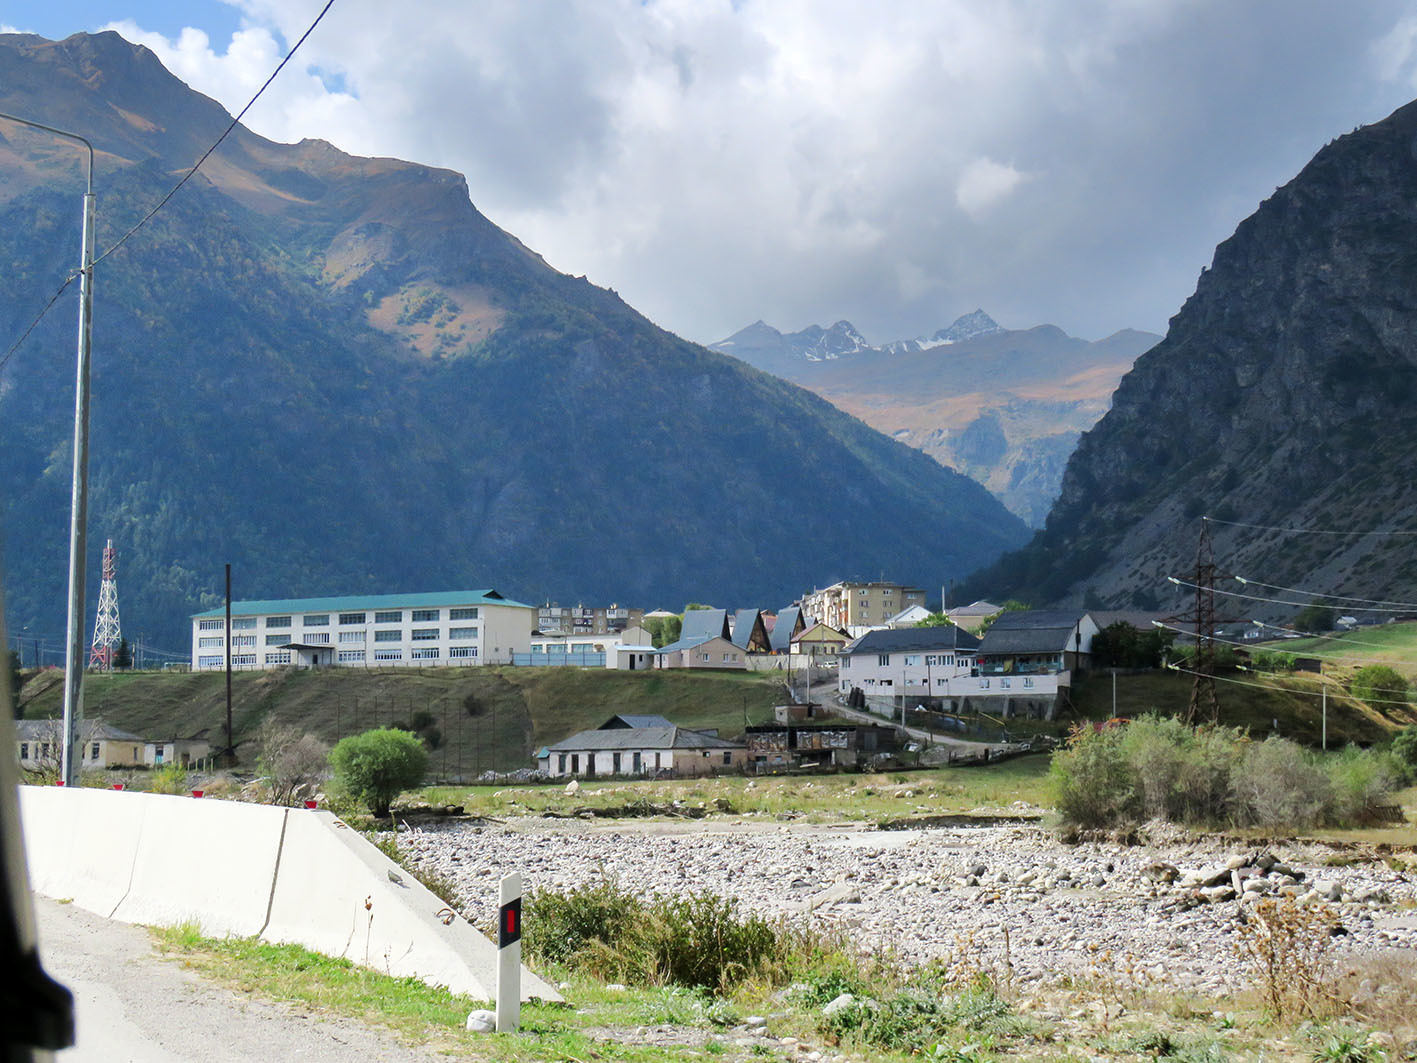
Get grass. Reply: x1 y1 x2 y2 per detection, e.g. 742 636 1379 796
145 917 1412 1062
1270 622 1417 674
421 757 1052 822
1069 669 1416 746
15 665 784 782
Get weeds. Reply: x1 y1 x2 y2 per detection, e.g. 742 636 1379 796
1235 895 1339 1021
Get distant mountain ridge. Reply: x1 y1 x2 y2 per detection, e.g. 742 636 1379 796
0 31 1030 650
713 313 1159 526
712 309 1005 374
961 95 1417 612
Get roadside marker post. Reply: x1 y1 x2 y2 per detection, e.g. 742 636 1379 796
496 871 522 1032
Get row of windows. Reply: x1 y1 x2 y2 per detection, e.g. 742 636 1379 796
202 644 482 666
199 607 484 634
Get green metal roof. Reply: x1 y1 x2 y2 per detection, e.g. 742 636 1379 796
191 589 533 619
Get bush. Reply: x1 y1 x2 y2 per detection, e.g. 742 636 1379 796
1349 664 1410 706
328 728 427 817
525 878 833 994
148 762 189 796
1051 718 1403 830
1393 727 1417 776
256 720 330 806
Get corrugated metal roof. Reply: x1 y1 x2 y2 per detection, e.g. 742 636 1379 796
769 606 803 652
681 608 729 642
731 609 766 650
978 626 1077 655
192 588 532 619
547 725 743 752
844 627 981 655
987 609 1085 630
601 714 674 729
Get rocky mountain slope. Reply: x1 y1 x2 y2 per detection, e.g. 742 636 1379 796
715 315 1159 525
0 32 1029 651
962 96 1417 612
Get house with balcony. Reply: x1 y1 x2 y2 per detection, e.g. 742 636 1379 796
837 626 981 711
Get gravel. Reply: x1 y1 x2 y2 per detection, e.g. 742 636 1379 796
392 817 1417 997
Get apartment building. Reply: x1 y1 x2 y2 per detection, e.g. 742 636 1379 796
535 603 644 636
799 581 928 635
190 589 533 670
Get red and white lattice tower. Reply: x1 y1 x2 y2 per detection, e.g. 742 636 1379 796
88 538 122 670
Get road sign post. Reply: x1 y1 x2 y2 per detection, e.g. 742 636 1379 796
496 872 522 1032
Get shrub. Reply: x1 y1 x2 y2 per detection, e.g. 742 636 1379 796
148 762 189 795
1350 665 1410 706
1393 726 1417 776
1325 745 1406 824
256 720 329 806
1048 726 1138 828
1234 895 1338 1020
1234 737 1330 830
328 728 427 817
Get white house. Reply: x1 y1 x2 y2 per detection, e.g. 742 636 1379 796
539 714 748 777
838 626 982 705
190 589 534 671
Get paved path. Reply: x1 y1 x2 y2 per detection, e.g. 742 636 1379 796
35 898 446 1063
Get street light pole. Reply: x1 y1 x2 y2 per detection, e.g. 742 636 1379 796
0 112 95 787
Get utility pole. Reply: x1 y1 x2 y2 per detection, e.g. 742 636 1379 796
223 564 234 766
1 112 97 788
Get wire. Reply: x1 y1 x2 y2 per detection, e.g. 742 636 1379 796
1233 575 1417 611
1167 576 1417 614
1203 515 1417 537
1165 661 1416 709
1152 618 1415 664
0 274 76 375
92 0 336 270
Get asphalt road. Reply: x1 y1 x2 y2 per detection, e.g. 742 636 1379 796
34 898 448 1063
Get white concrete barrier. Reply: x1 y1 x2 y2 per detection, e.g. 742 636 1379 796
19 786 559 1002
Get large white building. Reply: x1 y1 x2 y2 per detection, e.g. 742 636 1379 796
190 589 534 671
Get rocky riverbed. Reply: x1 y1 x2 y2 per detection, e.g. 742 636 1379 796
392 815 1417 1000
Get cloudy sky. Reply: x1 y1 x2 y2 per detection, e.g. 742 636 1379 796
6 1 1417 346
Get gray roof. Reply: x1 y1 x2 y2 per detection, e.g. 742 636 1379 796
977 610 1087 656
601 714 674 729
730 609 766 650
653 635 719 655
987 610 1086 631
681 608 729 643
547 725 743 753
192 588 531 619
769 606 804 652
844 627 981 655
16 718 143 743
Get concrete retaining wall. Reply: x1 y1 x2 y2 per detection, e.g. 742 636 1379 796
19 786 559 1002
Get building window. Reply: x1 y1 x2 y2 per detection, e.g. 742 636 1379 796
338 612 366 625
267 616 291 629
411 647 440 660
266 633 289 646
411 609 440 622
19 743 27 760
558 753 567 773
374 630 402 643
878 654 890 666
197 619 224 631
304 633 331 644
722 752 732 766
450 607 479 620
904 655 920 666
980 679 990 689
198 655 223 668
91 742 100 760
338 650 366 663
1023 677 1034 688
338 630 365 643
449 627 478 640
232 635 256 648
449 646 478 658
231 617 257 630
232 654 256 666
265 651 291 665
373 649 403 661
374 610 402 624
303 614 329 627
198 636 223 648
411 628 438 641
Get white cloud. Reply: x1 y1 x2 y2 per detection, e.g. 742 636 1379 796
955 158 1028 218
85 1 1417 344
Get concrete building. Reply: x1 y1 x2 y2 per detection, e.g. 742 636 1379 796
540 714 748 777
838 627 982 709
535 603 643 636
800 581 927 636
190 589 534 671
16 718 145 771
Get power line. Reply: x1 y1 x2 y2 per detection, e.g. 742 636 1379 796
1151 619 1408 666
1168 576 1417 614
91 0 336 270
0 0 336 365
1203 514 1417 537
1233 575 1417 611
1166 661 1416 709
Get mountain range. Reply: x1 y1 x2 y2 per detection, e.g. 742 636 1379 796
962 96 1417 614
0 32 1029 652
713 314 1160 525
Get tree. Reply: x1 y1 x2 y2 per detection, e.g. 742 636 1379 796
1349 664 1410 706
4 650 19 704
112 638 133 670
1293 605 1336 634
914 612 953 628
256 720 330 806
1090 621 1174 669
328 728 428 817
977 599 1030 635
643 615 681 648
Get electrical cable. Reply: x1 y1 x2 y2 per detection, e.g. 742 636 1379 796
1232 576 1417 611
0 0 336 366
1165 661 1416 709
1167 576 1417 614
1150 619 1405 666
1203 515 1417 537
